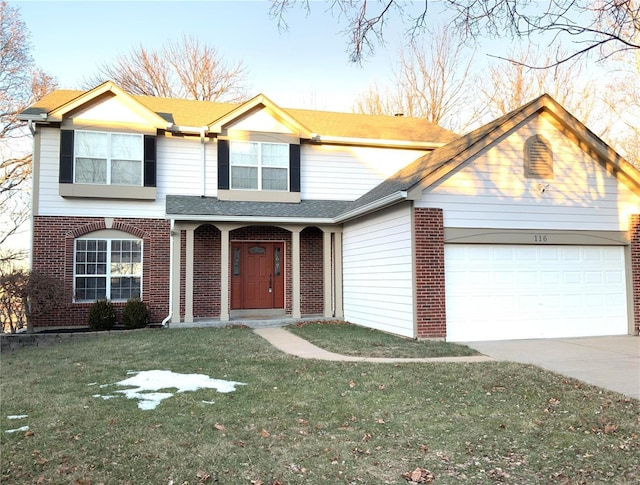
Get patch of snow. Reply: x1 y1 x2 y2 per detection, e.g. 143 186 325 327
94 370 246 410
7 415 28 420
202 400 215 405
93 394 118 400
5 426 29 434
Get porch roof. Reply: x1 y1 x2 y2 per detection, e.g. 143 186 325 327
166 195 351 223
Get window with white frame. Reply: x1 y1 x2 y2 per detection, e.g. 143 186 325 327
74 238 142 302
229 141 288 191
75 131 144 185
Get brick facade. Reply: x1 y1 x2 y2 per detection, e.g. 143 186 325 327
414 207 446 338
32 216 171 327
630 215 640 335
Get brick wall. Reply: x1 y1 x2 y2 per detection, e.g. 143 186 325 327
193 224 221 318
300 227 324 315
32 216 171 328
630 215 640 335
414 208 446 338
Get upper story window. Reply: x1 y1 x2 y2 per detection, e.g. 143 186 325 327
524 134 553 179
230 141 289 191
75 130 144 185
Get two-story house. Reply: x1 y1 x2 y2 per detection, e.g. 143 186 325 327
19 81 640 341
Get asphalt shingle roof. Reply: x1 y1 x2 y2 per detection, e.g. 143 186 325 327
25 88 457 144
166 196 352 220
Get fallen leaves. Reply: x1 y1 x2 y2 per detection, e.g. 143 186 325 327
402 467 434 483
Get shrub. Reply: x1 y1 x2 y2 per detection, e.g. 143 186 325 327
122 297 149 329
88 299 116 331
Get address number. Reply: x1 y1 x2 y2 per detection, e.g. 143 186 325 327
534 234 548 243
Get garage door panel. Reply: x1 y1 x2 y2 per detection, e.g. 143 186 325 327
445 244 628 341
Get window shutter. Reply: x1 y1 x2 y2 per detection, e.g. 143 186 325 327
143 135 157 187
218 139 230 190
289 144 301 193
59 130 74 183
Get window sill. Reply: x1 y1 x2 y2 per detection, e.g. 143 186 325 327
217 189 301 203
59 183 156 200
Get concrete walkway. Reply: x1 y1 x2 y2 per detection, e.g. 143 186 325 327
463 336 640 400
253 327 494 363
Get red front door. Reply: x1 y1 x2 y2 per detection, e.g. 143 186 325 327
231 242 284 310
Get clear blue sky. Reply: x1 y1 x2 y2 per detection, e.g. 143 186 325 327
13 0 495 111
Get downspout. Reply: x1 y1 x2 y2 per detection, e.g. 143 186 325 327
200 127 206 196
27 120 36 272
161 218 175 327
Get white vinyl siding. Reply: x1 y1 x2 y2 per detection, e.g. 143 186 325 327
343 203 414 337
445 244 628 341
36 129 204 218
302 145 429 201
417 116 640 231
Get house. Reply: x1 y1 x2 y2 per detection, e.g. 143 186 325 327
19 81 640 341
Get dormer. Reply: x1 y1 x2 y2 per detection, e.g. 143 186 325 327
51 82 168 200
211 94 312 204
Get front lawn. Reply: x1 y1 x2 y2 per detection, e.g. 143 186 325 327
287 321 479 358
1 328 638 484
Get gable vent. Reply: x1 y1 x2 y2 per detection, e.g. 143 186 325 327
524 135 553 178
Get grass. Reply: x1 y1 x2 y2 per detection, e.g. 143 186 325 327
286 321 480 358
1 327 638 484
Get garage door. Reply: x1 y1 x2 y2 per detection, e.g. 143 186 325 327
445 245 628 341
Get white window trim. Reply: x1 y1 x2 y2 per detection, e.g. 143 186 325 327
73 236 143 303
229 140 289 191
74 130 144 186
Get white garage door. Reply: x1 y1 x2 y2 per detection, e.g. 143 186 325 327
445 244 629 341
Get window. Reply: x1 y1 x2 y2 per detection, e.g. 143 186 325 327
74 238 142 302
229 141 288 191
524 135 553 178
75 131 144 185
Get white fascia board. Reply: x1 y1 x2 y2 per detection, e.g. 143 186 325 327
164 214 336 224
335 191 408 223
310 135 446 150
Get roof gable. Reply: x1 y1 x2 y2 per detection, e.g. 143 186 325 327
341 94 640 221
48 81 170 129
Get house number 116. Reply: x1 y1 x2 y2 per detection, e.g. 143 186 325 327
534 234 548 242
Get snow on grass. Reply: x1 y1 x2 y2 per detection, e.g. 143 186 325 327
7 415 28 420
5 426 29 434
93 370 246 410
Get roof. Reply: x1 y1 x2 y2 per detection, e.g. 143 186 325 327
166 196 352 222
340 93 640 220
22 83 457 144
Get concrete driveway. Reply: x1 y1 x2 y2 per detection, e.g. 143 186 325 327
464 336 640 399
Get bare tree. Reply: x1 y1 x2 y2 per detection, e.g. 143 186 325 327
85 35 249 102
479 46 597 124
0 1 57 267
270 0 640 65
353 26 485 132
600 52 640 166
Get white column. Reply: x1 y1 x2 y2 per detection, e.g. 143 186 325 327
220 228 230 321
323 230 333 317
334 230 343 318
171 226 182 323
292 228 301 319
184 227 195 323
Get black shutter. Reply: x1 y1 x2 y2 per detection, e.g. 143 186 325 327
289 144 301 193
143 135 156 187
59 130 74 183
218 139 230 190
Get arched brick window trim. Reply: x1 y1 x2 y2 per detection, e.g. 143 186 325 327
65 221 150 239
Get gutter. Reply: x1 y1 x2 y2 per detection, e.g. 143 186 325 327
164 214 337 225
161 218 175 328
334 191 408 223
309 134 447 150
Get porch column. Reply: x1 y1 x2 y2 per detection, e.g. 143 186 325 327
171 225 182 323
292 228 301 318
220 227 230 321
323 230 333 317
334 230 343 318
184 227 195 323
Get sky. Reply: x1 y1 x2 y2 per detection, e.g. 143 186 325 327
13 0 513 112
